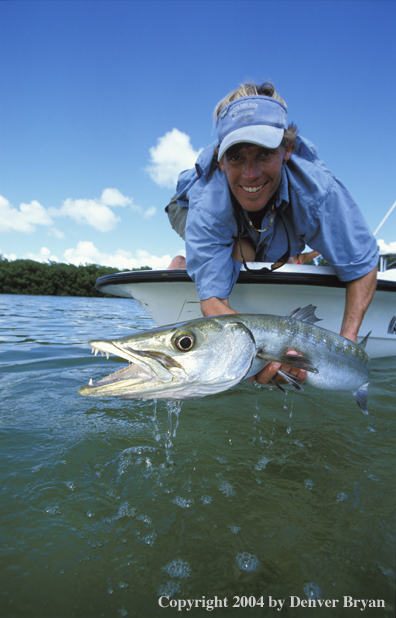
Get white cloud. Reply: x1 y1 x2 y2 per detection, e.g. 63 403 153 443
146 128 202 189
0 249 17 261
0 195 53 233
144 207 156 218
101 188 131 207
63 241 172 270
54 197 120 232
48 227 65 239
377 239 396 253
25 247 59 262
52 188 154 231
1 190 155 236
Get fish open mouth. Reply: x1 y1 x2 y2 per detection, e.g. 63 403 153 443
86 362 155 388
79 339 185 394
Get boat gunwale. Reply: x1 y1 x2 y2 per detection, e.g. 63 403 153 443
96 269 396 293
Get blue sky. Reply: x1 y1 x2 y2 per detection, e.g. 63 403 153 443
1 0 395 269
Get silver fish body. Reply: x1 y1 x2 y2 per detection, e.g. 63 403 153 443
78 306 370 411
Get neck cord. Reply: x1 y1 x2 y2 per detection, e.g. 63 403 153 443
248 203 274 233
230 193 291 272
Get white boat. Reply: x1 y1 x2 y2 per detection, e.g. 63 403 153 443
96 253 396 360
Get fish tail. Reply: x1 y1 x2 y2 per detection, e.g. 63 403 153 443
353 382 369 415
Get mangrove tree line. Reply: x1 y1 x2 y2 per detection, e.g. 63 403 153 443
0 257 151 297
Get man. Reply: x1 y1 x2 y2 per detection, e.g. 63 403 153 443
166 82 378 386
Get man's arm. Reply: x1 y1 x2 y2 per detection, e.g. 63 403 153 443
340 267 377 342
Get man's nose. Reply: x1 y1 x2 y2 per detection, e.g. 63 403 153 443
243 160 261 180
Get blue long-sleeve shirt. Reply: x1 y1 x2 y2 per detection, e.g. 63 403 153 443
176 136 378 300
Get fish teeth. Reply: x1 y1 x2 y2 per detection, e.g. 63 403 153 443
94 348 99 356
89 378 93 386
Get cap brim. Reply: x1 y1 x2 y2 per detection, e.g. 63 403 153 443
218 125 284 161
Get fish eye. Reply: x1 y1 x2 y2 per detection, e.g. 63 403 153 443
174 332 195 352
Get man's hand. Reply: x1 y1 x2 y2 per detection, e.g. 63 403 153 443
249 350 307 387
200 297 238 316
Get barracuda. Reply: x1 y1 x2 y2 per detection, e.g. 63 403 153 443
78 306 370 413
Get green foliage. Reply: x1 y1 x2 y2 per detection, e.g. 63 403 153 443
0 258 151 297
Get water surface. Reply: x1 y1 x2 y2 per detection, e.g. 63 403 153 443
0 295 394 617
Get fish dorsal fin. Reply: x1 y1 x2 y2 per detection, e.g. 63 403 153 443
286 304 322 324
358 331 371 349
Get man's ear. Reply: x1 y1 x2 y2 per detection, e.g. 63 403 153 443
219 158 226 172
283 142 293 162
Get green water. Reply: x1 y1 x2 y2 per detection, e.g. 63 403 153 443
0 294 394 618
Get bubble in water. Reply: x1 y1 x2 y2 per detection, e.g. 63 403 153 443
218 481 235 497
116 502 137 519
336 492 348 502
137 514 152 525
142 533 157 546
255 457 270 471
229 526 241 534
44 506 61 515
200 495 212 505
162 559 191 579
158 581 181 598
173 497 194 508
236 552 259 572
304 479 314 490
118 581 129 589
304 582 321 600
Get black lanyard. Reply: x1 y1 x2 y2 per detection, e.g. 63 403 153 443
230 193 291 272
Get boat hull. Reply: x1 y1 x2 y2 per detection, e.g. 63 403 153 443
96 265 396 359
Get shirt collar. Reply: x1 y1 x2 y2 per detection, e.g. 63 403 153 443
275 165 289 210
195 141 219 179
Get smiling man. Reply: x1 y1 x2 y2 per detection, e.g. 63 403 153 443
167 82 378 386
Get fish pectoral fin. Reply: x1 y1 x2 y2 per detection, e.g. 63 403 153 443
353 382 369 415
256 352 318 374
286 304 322 324
269 379 286 392
276 369 304 392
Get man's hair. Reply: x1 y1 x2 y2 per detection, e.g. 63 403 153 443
215 81 298 152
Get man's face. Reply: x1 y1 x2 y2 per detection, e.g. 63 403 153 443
219 142 292 212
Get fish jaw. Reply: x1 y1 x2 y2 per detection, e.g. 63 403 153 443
78 317 257 400
78 339 186 398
